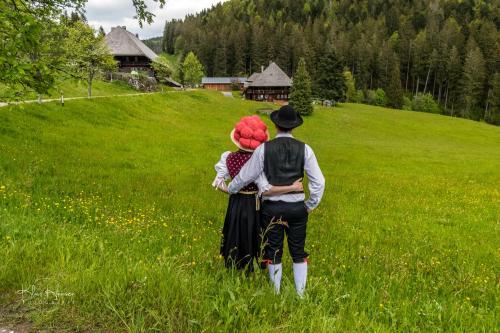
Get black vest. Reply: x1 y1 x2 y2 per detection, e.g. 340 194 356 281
264 137 305 186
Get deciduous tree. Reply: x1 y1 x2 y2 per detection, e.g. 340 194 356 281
344 70 357 102
182 52 204 87
65 21 116 98
151 55 174 82
0 0 166 96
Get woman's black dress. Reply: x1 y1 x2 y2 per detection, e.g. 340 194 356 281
220 151 261 271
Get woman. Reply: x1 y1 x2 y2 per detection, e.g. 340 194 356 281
212 115 303 271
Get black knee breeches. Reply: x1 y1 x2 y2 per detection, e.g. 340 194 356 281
260 200 309 264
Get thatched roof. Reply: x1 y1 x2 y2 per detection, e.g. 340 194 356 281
247 62 292 87
105 26 158 61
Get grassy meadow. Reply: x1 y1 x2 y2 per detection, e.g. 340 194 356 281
0 80 136 102
0 88 499 332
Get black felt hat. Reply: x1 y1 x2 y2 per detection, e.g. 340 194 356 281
270 105 303 130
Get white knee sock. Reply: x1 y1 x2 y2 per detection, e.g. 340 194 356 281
268 263 282 294
293 262 308 297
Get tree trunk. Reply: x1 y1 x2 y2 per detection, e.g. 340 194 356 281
484 89 491 121
405 41 412 92
88 71 94 99
385 58 388 85
432 73 436 97
415 77 420 97
438 82 442 104
423 66 431 94
37 94 42 104
444 83 449 110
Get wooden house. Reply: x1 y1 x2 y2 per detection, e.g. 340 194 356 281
105 26 158 75
201 77 247 91
244 62 292 102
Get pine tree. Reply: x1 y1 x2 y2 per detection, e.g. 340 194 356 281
161 21 170 53
290 58 313 116
214 36 228 76
386 55 404 109
313 50 345 101
250 24 266 73
445 46 462 114
461 44 486 119
158 0 497 124
487 73 500 125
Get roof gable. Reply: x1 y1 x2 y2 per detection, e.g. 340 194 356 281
248 62 292 87
105 27 158 61
247 72 261 82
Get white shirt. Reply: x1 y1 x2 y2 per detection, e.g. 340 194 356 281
227 133 325 210
211 151 270 191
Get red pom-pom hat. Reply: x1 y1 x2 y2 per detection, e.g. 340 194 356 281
230 116 269 152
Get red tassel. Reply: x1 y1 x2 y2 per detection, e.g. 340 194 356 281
261 259 273 267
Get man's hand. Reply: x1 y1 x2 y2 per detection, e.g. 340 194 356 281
304 202 313 214
217 181 229 193
291 178 303 192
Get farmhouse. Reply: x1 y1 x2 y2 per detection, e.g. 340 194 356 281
244 62 292 102
105 26 158 74
201 77 247 91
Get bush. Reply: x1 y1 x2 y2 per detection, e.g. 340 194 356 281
364 89 387 106
374 88 387 106
411 93 440 114
364 90 375 105
403 96 412 110
354 90 364 103
151 55 173 82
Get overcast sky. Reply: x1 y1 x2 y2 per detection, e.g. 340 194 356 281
85 0 228 39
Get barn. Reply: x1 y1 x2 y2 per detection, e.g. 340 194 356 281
105 26 158 75
244 62 292 102
201 77 247 91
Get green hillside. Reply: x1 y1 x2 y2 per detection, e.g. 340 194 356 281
0 80 136 102
0 90 498 332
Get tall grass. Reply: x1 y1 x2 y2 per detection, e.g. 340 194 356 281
0 90 498 332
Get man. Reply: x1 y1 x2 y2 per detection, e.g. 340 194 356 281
228 105 325 296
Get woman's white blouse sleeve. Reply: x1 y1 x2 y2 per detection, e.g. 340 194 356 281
212 151 231 188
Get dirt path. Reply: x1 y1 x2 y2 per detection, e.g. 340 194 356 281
0 324 31 333
0 91 180 108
